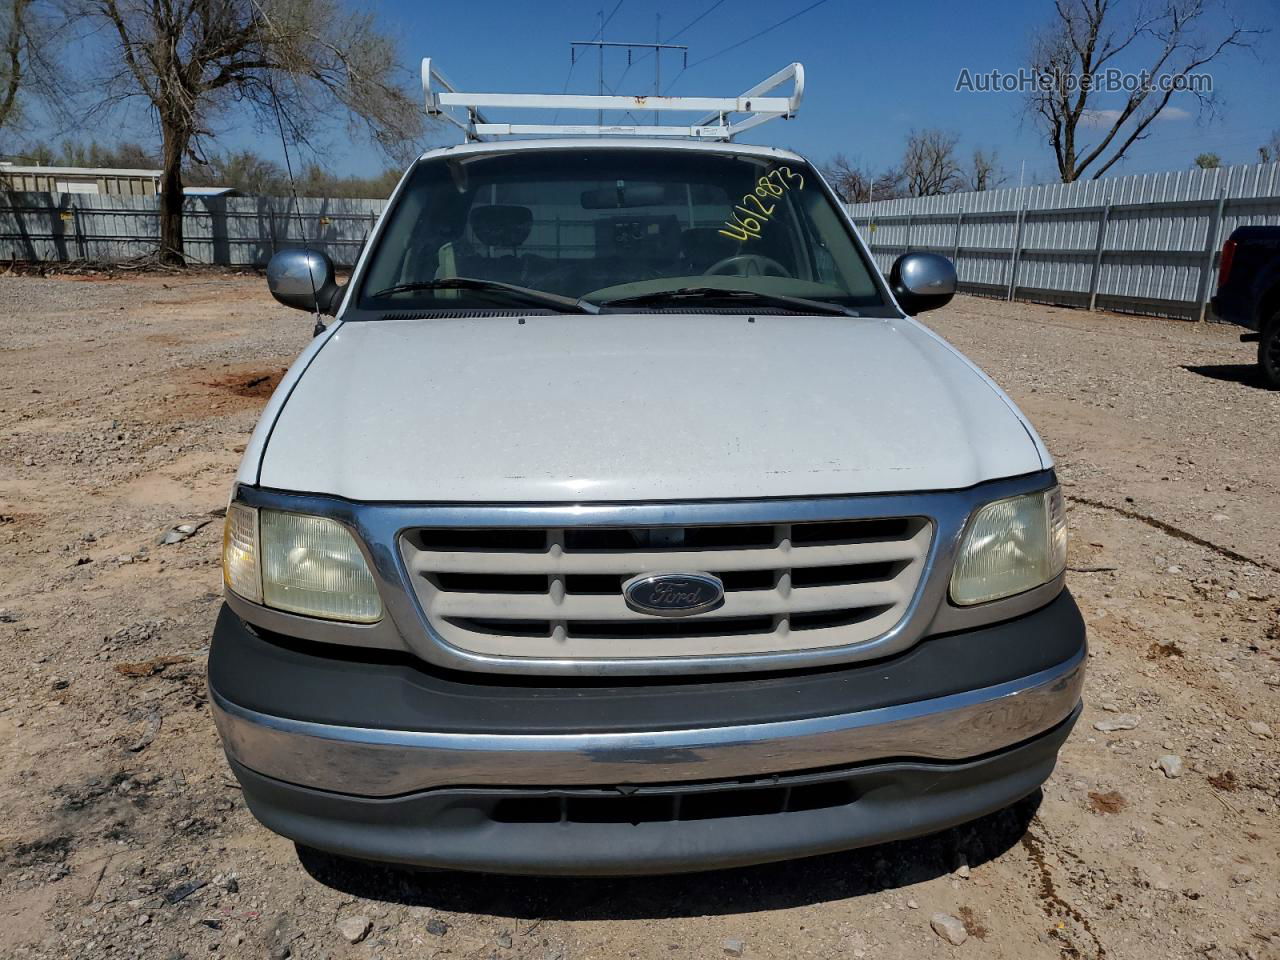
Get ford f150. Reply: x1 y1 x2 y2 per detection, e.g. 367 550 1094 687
210 130 1085 875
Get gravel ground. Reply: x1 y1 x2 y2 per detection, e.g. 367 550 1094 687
0 274 1276 960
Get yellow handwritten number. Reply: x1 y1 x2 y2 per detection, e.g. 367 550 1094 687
719 166 805 242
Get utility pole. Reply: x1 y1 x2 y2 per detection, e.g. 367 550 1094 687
570 39 689 131
655 13 661 125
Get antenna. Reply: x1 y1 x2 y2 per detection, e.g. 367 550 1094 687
252 0 325 335
421 58 805 142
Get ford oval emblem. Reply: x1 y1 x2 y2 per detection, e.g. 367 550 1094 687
622 572 725 618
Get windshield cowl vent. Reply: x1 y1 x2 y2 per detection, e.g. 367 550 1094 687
608 306 799 315
377 309 557 321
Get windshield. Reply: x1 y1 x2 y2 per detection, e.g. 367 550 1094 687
356 148 888 313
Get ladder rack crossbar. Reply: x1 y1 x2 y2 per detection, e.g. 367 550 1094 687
474 123 732 138
421 58 805 142
435 92 794 114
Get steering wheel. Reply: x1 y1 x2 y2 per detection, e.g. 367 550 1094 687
704 254 792 278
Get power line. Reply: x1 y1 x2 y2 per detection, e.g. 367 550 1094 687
550 56 580 125
577 0 731 121
559 3 622 124
593 0 625 39
613 55 645 90
612 43 666 91
561 58 580 93
684 0 831 70
613 0 725 94
665 0 727 41
574 39 687 126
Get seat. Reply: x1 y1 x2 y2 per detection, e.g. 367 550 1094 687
437 204 535 286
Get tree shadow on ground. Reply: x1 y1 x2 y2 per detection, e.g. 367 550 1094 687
1182 363 1271 390
295 792 1040 920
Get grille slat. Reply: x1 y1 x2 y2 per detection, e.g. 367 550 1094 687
400 517 931 661
406 539 923 575
431 581 906 621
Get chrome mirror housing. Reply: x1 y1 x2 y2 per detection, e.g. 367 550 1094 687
889 252 957 315
267 249 340 315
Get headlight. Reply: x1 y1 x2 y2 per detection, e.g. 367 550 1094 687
950 487 1067 606
222 504 383 623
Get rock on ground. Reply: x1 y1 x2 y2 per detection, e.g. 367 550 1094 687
1156 754 1185 778
1094 714 1140 732
930 913 968 946
337 915 373 944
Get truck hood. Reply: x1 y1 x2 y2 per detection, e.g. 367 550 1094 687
257 313 1045 502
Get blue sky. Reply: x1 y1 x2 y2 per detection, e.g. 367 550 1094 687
70 0 1280 182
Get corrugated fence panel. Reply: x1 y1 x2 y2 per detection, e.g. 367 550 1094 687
4 159 1280 318
847 160 1280 319
0 192 388 267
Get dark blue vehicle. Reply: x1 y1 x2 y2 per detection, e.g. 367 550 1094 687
1211 226 1280 388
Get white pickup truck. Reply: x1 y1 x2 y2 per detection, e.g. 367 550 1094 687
211 92 1083 874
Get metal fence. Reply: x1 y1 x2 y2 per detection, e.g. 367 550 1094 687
0 193 386 267
7 159 1280 313
847 160 1280 321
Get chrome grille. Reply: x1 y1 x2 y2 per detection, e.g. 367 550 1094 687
399 517 932 661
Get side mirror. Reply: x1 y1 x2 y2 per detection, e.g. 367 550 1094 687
267 249 341 315
889 252 957 315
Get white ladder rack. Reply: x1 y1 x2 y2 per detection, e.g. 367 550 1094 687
421 59 805 142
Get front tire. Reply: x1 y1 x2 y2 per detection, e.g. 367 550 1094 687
1260 315 1280 390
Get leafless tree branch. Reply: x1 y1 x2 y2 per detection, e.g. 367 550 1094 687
1024 0 1259 182
0 0 74 136
902 128 963 197
74 0 426 263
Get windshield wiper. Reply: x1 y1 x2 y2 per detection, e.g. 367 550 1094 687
368 277 598 314
591 287 861 317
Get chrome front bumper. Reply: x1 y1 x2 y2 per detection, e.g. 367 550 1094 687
212 645 1084 798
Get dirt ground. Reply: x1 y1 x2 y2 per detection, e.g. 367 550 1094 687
0 273 1277 960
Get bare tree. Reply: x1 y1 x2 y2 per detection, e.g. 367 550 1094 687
825 138 996 199
968 148 1007 191
0 0 29 132
819 153 869 202
901 128 963 197
79 0 424 264
819 152 904 202
0 0 68 135
189 149 287 195
27 139 159 167
1259 131 1280 164
1026 0 1254 182
872 169 907 201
